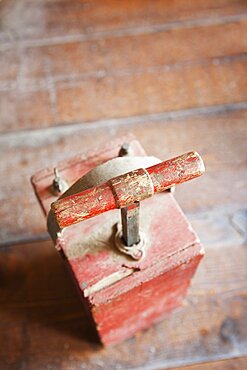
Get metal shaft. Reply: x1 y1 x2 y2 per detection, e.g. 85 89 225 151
121 202 140 247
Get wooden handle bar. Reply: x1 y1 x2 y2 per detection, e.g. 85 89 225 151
51 151 205 228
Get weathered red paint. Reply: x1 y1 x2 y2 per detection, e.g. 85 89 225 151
63 193 204 345
31 138 205 345
148 151 205 192
52 151 205 229
92 254 203 345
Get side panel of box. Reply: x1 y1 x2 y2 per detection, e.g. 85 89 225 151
91 253 203 345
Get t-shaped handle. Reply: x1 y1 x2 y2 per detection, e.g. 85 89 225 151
51 152 205 229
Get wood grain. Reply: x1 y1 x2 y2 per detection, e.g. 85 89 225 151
0 240 246 369
1 51 247 132
55 58 247 123
1 19 247 80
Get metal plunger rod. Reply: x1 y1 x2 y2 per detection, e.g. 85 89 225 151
51 151 205 229
118 143 140 247
121 202 140 247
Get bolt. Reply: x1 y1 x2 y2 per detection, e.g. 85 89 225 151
119 143 130 157
52 168 68 195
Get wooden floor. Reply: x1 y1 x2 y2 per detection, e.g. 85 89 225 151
0 0 247 369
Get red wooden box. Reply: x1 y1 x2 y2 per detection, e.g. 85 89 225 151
31 137 204 345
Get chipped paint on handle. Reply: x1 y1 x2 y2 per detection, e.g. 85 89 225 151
148 151 205 192
51 151 205 229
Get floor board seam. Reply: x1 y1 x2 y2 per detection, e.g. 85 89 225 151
1 13 247 51
0 102 246 143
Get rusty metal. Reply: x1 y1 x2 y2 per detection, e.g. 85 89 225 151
121 201 140 247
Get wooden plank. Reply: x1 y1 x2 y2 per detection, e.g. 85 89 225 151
55 58 247 125
1 56 246 132
166 357 247 370
43 19 247 75
0 30 247 132
0 240 246 369
1 23 247 131
1 18 247 81
1 0 246 45
0 109 246 245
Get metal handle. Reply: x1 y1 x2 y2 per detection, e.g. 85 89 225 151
51 151 205 229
